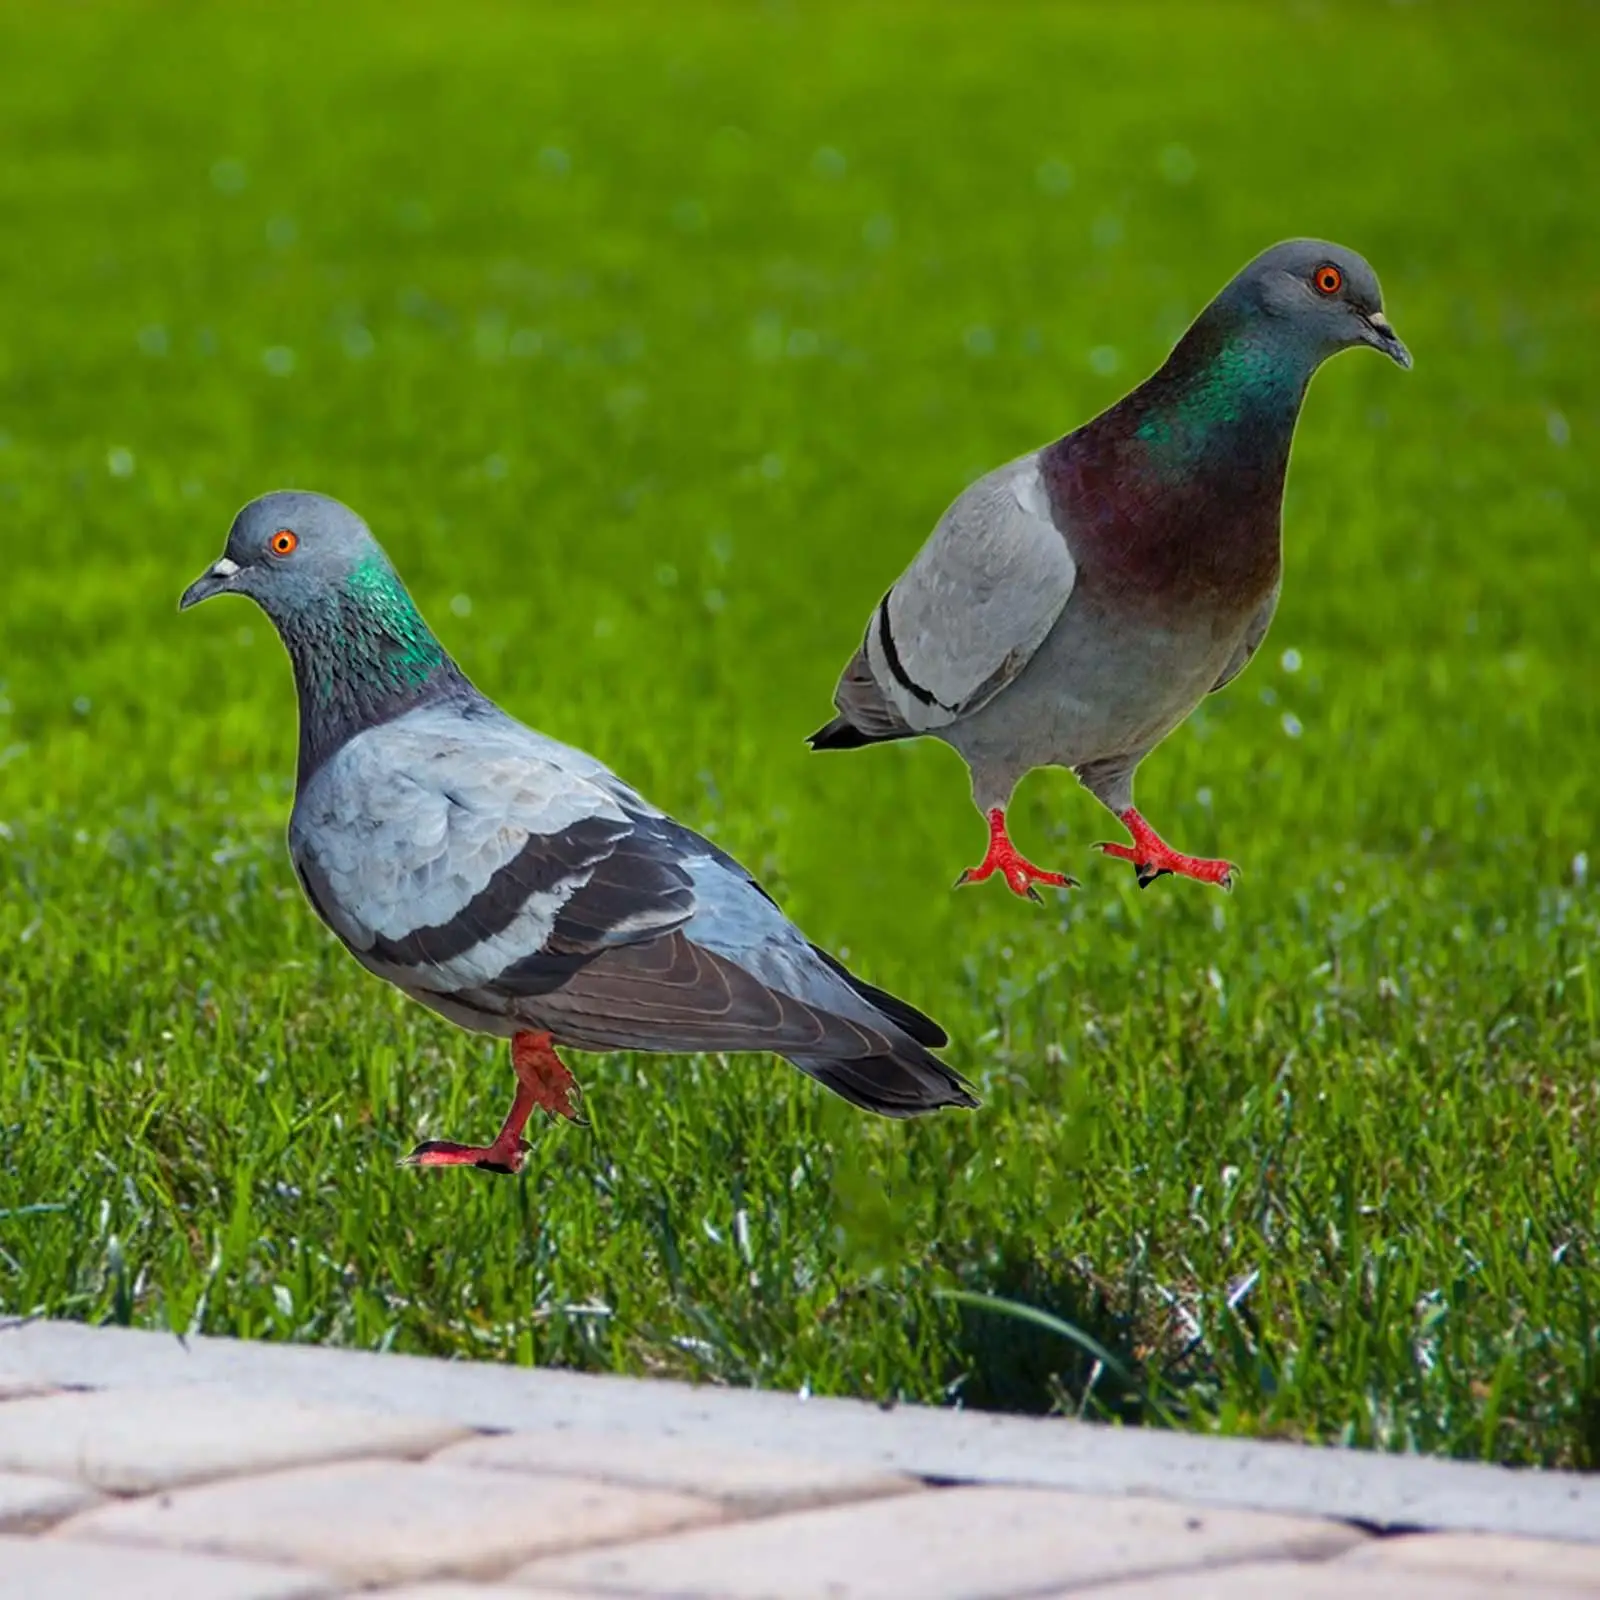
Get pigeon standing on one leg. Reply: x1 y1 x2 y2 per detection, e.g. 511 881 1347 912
181 492 975 1173
810 240 1411 898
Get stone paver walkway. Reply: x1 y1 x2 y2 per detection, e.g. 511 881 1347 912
0 1319 1596 1597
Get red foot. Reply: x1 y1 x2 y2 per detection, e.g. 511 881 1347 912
403 1030 585 1176
1096 807 1237 890
510 1030 586 1123
955 807 1077 903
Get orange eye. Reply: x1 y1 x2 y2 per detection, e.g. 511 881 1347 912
1314 264 1343 296
269 529 298 556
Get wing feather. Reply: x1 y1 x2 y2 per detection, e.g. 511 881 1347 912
835 452 1076 736
288 704 971 1115
289 712 695 1000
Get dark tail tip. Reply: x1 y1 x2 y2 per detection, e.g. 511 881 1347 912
807 715 874 751
800 1049 979 1118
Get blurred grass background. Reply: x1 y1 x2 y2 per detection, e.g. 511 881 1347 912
0 1 1596 1465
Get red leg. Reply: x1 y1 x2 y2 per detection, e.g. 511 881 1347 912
1097 807 1237 890
509 1030 586 1123
955 807 1077 902
403 1030 585 1176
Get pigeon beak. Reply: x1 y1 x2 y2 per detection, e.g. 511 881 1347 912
179 556 241 610
1362 311 1413 370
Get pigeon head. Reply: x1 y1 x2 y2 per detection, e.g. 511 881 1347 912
1120 238 1410 477
181 490 470 782
179 490 386 617
1220 239 1411 370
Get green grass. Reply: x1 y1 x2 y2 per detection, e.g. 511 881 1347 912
1 1 1596 1467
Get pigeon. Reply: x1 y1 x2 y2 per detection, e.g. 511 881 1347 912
810 239 1411 898
180 492 974 1173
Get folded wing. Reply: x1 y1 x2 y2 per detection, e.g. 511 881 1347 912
290 712 694 1000
290 705 972 1116
820 453 1077 742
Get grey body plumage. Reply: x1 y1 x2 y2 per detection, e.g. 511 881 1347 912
182 492 973 1143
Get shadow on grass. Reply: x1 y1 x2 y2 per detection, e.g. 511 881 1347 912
1577 1381 1600 1472
943 1250 1178 1425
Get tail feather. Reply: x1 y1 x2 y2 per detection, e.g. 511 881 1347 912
811 640 915 748
789 1040 978 1118
807 715 892 751
808 944 948 1047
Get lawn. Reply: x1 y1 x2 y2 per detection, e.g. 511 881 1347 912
1 1 1595 1467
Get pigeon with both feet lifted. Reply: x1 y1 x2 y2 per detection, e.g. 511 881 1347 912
810 239 1411 900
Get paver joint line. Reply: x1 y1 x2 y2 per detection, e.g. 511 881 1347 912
431 1427 924 1518
56 1457 725 1587
0 1382 472 1497
510 1483 1366 1599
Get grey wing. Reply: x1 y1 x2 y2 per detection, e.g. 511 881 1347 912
520 837 973 1114
288 709 969 1112
288 713 696 1006
834 452 1076 736
1209 579 1281 694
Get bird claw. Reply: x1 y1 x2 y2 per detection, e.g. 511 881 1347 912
957 810 1077 902
533 1078 588 1127
957 861 1076 900
513 1032 588 1125
400 1136 533 1176
1096 837 1237 891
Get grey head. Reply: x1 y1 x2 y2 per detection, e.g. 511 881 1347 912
179 490 386 621
1215 238 1412 370
181 490 469 784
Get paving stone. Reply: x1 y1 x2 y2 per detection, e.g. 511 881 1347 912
0 1383 468 1492
11 1320 1600 1548
371 1588 613 1599
512 1483 1362 1598
1342 1531 1600 1589
0 1471 101 1532
66 1458 720 1586
1064 1558 1600 1597
0 1533 331 1600
435 1425 919 1514
0 1376 58 1402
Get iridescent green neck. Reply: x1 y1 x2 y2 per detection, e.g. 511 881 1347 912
338 554 448 691
1132 322 1314 472
279 552 471 784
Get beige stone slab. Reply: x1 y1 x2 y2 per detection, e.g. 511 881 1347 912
0 1471 101 1532
372 1588 614 1600
0 1376 58 1402
0 1533 331 1600
0 1382 469 1492
435 1425 919 1514
1342 1531 1600 1589
65 1458 720 1586
1066 1558 1600 1597
512 1484 1363 1598
12 1322 1600 1547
